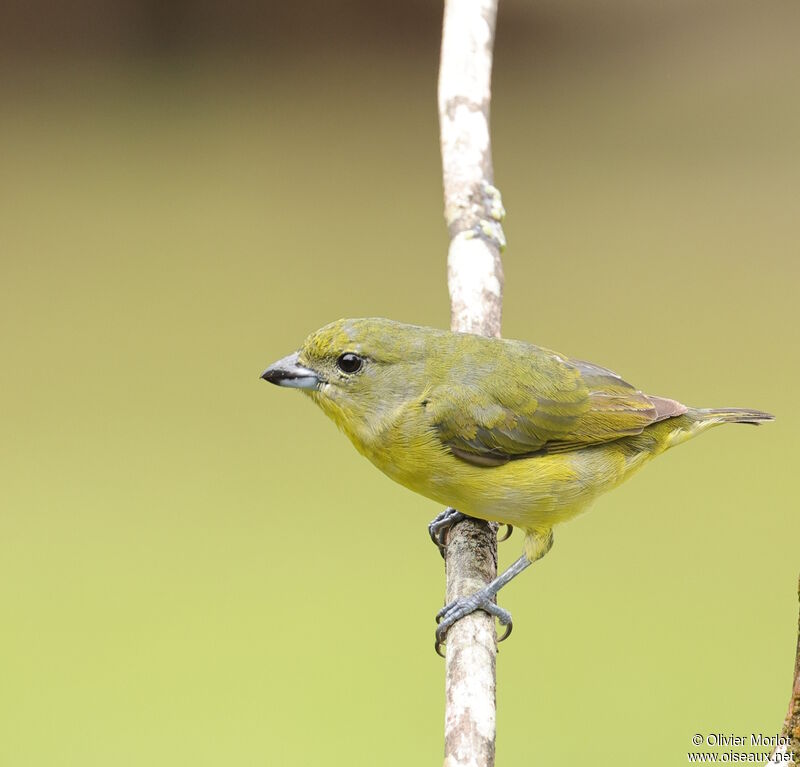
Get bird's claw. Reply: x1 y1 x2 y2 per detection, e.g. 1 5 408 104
497 524 513 542
434 591 513 657
428 507 466 558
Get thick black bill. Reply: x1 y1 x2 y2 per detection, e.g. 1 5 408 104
260 352 320 389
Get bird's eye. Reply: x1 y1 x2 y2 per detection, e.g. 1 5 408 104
336 353 363 374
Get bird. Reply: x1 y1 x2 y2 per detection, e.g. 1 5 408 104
260 317 773 654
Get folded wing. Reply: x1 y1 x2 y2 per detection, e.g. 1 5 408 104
427 343 686 466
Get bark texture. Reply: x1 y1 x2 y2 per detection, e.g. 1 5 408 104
773 575 800 763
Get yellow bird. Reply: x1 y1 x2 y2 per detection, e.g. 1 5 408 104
261 317 773 653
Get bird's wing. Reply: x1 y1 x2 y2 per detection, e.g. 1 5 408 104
426 345 686 467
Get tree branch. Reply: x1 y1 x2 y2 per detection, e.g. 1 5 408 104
770 574 800 763
438 1 506 765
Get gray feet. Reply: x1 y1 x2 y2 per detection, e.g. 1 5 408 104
432 552 536 657
428 507 466 557
427 507 513 558
435 588 513 657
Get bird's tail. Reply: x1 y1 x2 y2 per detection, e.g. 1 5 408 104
691 407 775 426
644 406 774 454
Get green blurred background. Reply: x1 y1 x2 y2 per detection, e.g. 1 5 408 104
1 1 798 764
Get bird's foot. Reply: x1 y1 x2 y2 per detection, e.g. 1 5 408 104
428 508 466 557
434 589 513 657
428 508 513 558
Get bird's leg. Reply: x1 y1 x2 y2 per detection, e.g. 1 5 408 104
428 507 512 558
435 556 528 656
434 529 553 657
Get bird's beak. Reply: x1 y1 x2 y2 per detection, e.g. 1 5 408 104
260 352 321 390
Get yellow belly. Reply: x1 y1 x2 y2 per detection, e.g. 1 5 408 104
363 428 655 532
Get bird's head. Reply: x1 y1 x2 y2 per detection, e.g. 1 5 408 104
261 318 439 445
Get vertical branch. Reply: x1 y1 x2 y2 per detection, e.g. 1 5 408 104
438 2 506 765
772 575 800 763
440 0 505 339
